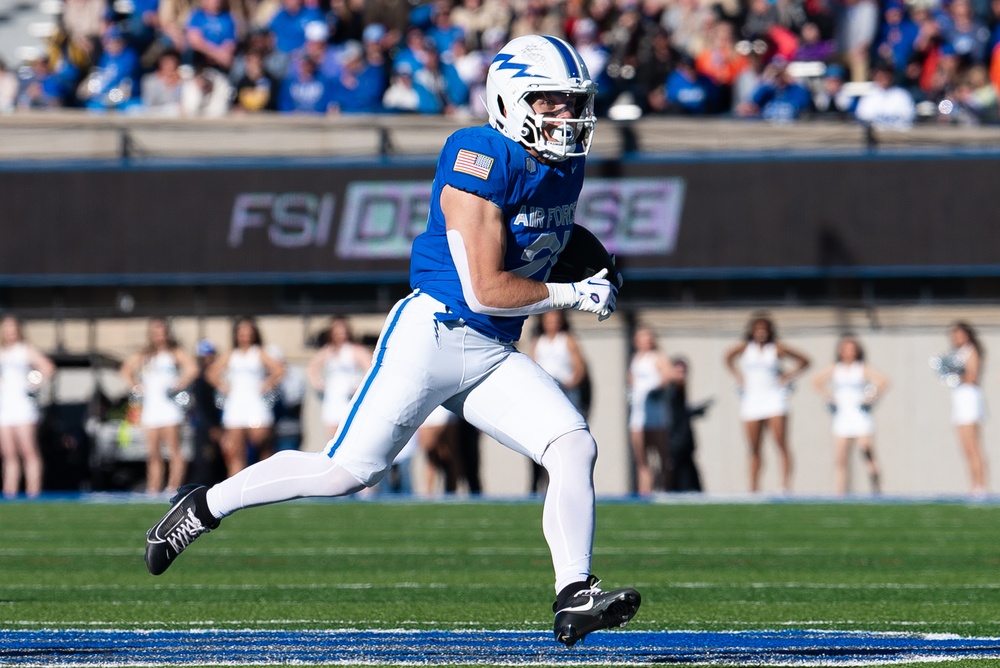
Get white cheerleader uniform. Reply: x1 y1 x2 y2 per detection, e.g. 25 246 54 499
222 346 273 429
533 332 582 409
0 343 39 427
739 342 788 421
831 361 873 438
140 350 185 429
321 344 367 427
951 344 985 426
628 351 668 431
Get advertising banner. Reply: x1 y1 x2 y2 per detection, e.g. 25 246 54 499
2 154 997 285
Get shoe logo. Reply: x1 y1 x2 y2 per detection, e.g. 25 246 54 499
559 596 596 613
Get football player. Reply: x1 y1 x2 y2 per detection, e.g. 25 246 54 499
144 34 639 647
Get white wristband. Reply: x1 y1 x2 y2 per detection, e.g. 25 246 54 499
545 282 578 310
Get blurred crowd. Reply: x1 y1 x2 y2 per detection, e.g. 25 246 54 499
1 0 998 124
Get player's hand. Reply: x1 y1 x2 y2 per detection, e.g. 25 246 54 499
573 268 618 321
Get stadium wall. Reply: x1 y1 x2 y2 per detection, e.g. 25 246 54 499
21 305 1000 497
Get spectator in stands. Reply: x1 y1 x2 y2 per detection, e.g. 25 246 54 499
364 0 410 40
158 0 198 54
120 318 199 495
79 24 142 111
450 0 510 50
696 21 750 111
810 62 857 117
141 48 185 114
232 47 279 111
605 0 661 107
426 0 465 55
382 61 423 111
393 26 429 74
875 0 919 72
450 33 489 115
793 21 839 63
295 20 343 80
122 0 162 58
663 53 720 114
328 40 387 113
855 60 916 128
0 315 55 499
572 18 612 112
938 63 999 122
638 28 679 113
509 0 564 40
180 64 232 115
185 0 237 71
0 58 18 112
14 55 63 109
943 0 991 64
411 38 468 114
60 0 105 59
277 54 333 112
229 27 289 84
738 56 813 120
664 0 714 57
741 0 781 41
362 23 389 75
836 0 879 81
269 0 324 54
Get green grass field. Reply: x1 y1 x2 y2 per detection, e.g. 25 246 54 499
2 498 999 666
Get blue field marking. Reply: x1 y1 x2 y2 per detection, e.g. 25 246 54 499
4 629 1000 666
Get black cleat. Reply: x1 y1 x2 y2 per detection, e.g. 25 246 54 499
144 484 219 575
553 576 641 647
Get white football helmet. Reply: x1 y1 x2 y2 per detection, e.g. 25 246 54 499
485 34 597 163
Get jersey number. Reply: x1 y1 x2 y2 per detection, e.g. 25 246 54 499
513 231 569 279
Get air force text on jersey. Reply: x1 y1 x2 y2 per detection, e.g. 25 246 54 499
227 177 685 260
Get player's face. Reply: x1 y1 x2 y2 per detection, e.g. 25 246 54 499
529 92 581 143
839 339 858 363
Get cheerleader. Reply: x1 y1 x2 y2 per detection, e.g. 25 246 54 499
947 322 988 494
0 315 54 498
307 317 372 440
812 335 888 495
628 326 675 495
725 314 810 493
208 318 285 477
120 318 199 495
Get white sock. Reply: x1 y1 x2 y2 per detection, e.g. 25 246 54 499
206 450 366 519
541 429 596 595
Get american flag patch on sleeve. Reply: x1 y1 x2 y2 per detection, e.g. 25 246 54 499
453 149 495 180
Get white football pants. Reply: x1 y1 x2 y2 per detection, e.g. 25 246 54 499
207 290 596 592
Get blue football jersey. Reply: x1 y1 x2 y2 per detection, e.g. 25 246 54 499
410 125 586 342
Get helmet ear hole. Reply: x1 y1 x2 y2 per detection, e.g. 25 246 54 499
497 96 506 118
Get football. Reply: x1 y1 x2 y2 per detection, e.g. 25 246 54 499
550 224 622 287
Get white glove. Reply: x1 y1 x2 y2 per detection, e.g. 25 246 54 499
546 268 618 321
